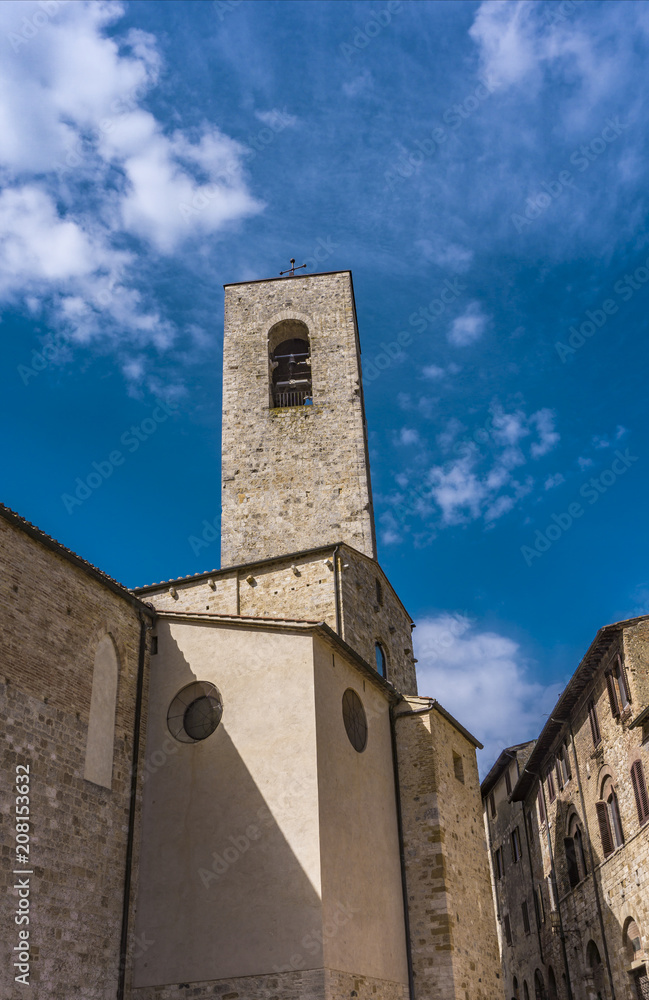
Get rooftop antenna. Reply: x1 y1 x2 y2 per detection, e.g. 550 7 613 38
279 258 307 277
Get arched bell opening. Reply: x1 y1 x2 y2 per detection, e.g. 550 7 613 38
268 319 312 408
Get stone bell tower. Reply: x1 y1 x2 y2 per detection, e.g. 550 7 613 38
220 270 376 567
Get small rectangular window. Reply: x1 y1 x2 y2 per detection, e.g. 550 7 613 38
588 699 601 746
547 768 556 802
537 787 546 825
150 635 158 655
511 827 522 863
504 913 512 945
375 578 384 607
565 837 579 889
453 752 464 784
505 767 512 796
495 847 505 879
522 900 530 935
489 791 496 818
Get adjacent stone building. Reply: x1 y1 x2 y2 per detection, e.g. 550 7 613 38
1 268 502 1000
483 616 649 1000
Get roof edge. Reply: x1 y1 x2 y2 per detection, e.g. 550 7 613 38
0 502 154 617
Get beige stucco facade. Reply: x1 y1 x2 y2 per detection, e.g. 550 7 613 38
132 615 409 995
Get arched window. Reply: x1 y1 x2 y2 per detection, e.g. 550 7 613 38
523 980 530 1000
84 634 119 789
534 970 546 1000
586 940 606 999
624 917 643 964
375 642 386 678
513 976 520 1000
548 967 558 1000
268 319 312 408
565 813 588 888
596 776 624 856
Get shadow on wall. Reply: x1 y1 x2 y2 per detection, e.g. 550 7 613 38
131 630 324 989
549 796 649 1000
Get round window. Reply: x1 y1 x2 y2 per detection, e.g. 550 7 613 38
342 688 367 753
167 681 223 743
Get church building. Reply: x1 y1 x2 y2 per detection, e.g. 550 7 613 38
1 269 502 1000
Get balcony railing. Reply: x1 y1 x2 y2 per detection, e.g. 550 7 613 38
272 388 312 408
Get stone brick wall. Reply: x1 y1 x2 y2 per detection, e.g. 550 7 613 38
129 967 408 1000
220 272 376 567
338 546 417 695
497 619 649 1000
0 514 151 1000
134 543 416 694
394 698 503 1000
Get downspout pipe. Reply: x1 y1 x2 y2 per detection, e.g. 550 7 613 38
333 544 342 636
117 612 150 1000
391 707 416 1000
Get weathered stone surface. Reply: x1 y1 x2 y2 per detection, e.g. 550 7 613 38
221 272 376 567
485 619 649 1000
0 513 151 999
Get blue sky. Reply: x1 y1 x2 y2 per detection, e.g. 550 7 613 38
2 0 649 769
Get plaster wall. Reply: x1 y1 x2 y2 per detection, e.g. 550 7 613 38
312 635 409 986
133 619 323 988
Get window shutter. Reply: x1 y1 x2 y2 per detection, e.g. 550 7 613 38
564 745 572 780
538 787 546 824
596 801 614 857
631 760 649 824
555 759 563 789
618 653 632 705
606 672 620 718
547 769 556 802
588 700 601 746
610 791 624 847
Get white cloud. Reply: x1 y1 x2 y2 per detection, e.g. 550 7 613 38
415 235 474 272
386 403 559 532
254 108 298 129
399 427 420 446
0 0 263 375
530 408 560 457
447 301 488 347
422 364 446 380
414 613 563 773
544 472 565 490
